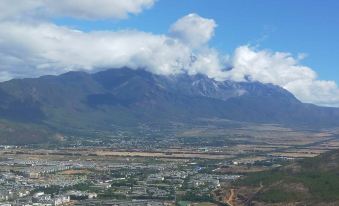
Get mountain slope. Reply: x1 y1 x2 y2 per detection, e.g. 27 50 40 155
235 149 339 205
0 68 339 141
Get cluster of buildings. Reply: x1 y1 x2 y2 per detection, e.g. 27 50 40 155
0 143 244 206
31 192 70 206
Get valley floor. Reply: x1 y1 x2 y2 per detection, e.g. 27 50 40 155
1 123 339 206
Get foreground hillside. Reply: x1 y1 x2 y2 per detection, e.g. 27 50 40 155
0 68 339 143
234 149 339 206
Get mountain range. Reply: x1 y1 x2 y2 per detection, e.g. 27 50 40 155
0 68 339 144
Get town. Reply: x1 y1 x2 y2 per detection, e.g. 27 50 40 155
1 125 339 206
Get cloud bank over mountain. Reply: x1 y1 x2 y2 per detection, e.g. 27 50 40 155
0 0 338 107
228 46 339 107
0 15 225 80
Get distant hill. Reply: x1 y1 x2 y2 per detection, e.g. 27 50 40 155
235 149 339 205
0 68 339 143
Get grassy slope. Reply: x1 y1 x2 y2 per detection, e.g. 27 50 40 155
236 150 339 204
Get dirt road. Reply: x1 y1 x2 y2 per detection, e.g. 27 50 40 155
225 188 236 206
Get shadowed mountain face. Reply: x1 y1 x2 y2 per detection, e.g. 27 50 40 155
0 68 338 134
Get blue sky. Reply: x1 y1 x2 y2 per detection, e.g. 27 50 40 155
55 0 339 83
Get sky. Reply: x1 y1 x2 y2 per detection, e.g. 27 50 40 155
0 0 339 107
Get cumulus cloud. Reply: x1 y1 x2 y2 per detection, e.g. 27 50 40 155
47 0 156 20
0 0 40 21
0 0 156 21
227 46 339 107
170 13 217 48
0 16 224 80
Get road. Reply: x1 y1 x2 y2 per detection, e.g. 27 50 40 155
225 188 236 206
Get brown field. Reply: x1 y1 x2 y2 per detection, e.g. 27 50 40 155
95 151 233 160
234 156 268 164
191 203 218 206
268 152 319 158
285 148 330 154
59 169 91 175
216 166 269 174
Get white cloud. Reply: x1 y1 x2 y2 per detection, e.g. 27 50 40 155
0 19 224 80
228 46 317 85
0 71 12 82
0 0 156 21
170 13 217 48
46 0 156 20
227 46 339 107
